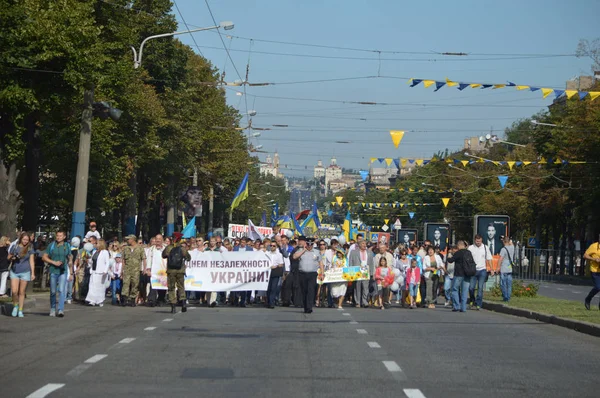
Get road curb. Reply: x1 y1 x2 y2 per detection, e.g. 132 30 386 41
0 297 37 316
483 300 600 338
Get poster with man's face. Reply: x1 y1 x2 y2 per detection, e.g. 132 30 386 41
396 229 418 246
181 186 203 219
474 215 510 255
425 223 450 251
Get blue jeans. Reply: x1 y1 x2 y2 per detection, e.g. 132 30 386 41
409 283 418 297
267 276 281 307
50 273 67 312
500 273 512 302
469 270 487 307
444 277 454 302
111 279 121 304
66 278 73 301
452 276 470 312
585 273 600 303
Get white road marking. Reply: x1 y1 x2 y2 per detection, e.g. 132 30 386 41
163 318 173 322
367 341 381 348
383 360 402 372
557 288 565 291
403 388 427 398
26 383 65 398
349 320 358 324
356 329 368 334
188 306 197 310
342 312 351 316
119 337 136 344
66 363 92 377
84 354 107 364
144 327 157 331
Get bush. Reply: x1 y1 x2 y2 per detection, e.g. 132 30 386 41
490 279 538 298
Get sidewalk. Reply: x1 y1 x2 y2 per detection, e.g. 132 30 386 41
0 292 49 316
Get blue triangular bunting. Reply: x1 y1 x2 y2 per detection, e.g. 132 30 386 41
481 84 492 89
458 83 469 91
409 79 423 87
507 81 516 86
579 92 588 100
434 81 446 92
408 212 415 219
393 159 400 168
359 170 369 181
530 87 540 92
377 158 385 163
554 90 564 98
498 175 508 189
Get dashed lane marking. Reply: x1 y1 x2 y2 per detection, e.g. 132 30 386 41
144 327 157 331
84 354 107 364
356 329 368 334
163 318 173 322
403 389 427 398
119 338 136 344
26 383 65 398
342 312 351 316
349 320 358 324
367 341 381 348
382 361 402 372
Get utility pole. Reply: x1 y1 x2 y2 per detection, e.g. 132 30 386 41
208 185 214 235
70 87 94 238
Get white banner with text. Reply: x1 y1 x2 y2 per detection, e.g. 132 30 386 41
151 250 272 292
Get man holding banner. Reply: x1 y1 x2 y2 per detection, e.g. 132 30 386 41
266 241 284 308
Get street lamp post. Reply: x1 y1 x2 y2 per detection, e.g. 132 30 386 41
131 21 234 69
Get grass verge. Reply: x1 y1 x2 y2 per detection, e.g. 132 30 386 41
487 295 600 325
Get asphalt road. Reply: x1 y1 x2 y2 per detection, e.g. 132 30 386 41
537 282 598 304
2 298 600 398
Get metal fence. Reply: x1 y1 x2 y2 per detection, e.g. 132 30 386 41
511 246 586 282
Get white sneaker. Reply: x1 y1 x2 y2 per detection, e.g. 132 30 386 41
98 303 104 307
49 309 56 317
444 301 450 308
67 299 72 304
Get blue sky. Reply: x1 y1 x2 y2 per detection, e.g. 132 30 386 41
171 0 599 177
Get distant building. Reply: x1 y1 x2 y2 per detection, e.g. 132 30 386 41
260 152 283 178
464 137 491 152
368 167 397 188
289 189 312 214
551 75 596 111
314 160 325 179
325 157 343 194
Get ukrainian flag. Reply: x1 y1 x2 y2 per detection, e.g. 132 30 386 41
312 202 321 228
230 172 249 211
342 211 354 242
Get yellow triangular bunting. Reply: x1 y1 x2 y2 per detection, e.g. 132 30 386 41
507 161 516 170
516 85 530 90
565 90 578 99
541 88 554 99
442 198 451 208
385 158 393 166
446 78 458 87
423 80 435 88
335 196 343 205
461 160 469 167
590 92 600 101
390 130 405 148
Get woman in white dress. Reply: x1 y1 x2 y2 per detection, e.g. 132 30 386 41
86 239 110 306
329 248 348 309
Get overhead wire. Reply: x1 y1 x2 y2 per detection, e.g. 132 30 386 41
172 0 204 57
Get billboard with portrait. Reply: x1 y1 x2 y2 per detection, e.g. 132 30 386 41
181 186 203 219
474 215 510 255
424 223 450 251
395 229 418 246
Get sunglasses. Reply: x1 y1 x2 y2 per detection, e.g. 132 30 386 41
270 245 277 248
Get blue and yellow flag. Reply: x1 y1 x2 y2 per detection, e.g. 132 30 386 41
230 172 249 211
342 211 353 242
182 216 196 238
312 202 321 228
271 203 279 227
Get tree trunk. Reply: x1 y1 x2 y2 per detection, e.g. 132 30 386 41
135 172 148 240
22 113 41 231
0 161 22 237
124 167 137 236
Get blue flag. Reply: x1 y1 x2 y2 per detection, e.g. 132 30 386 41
498 175 508 188
359 170 369 181
182 216 196 238
408 212 415 219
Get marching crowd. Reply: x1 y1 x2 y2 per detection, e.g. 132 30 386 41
1 221 521 318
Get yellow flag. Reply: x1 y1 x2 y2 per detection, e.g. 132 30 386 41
409 188 415 192
331 202 336 206
400 158 408 168
539 158 547 164
507 161 516 170
361 203 366 207
336 196 343 205
470 83 482 88
516 85 530 90
492 161 500 166
423 80 435 88
523 161 531 166
541 88 554 99
477 158 484 163
493 84 506 89
461 160 469 167
384 219 389 225
392 203 396 208
385 158 393 166
400 203 405 208
446 78 458 87
415 159 423 166
565 90 578 99
442 198 451 208
554 158 562 164
590 92 600 101
390 130 405 148
369 203 373 208
407 78 413 85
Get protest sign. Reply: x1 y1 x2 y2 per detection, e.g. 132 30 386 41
151 250 272 292
228 223 274 238
317 266 369 285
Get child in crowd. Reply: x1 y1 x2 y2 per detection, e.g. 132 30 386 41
375 256 391 310
406 258 421 309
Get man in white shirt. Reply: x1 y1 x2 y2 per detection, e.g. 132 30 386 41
266 241 284 308
468 234 493 310
146 235 167 306
84 222 101 241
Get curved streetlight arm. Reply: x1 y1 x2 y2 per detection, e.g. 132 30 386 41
133 23 233 68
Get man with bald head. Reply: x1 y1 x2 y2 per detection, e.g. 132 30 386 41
147 234 167 306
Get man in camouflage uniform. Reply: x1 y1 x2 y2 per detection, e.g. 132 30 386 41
121 234 146 307
162 232 191 313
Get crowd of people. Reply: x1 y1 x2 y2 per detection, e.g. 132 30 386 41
1 221 522 318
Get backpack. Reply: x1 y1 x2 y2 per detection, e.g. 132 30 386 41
167 245 185 270
463 250 477 277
